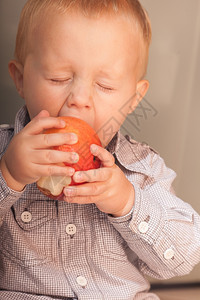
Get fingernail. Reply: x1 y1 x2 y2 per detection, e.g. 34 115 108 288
60 120 66 127
71 152 79 163
90 144 97 153
70 133 78 143
68 168 75 176
64 187 76 196
74 171 83 182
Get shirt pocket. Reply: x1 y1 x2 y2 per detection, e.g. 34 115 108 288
0 194 57 268
93 211 128 262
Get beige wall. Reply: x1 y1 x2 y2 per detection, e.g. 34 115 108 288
0 0 200 284
139 0 200 284
0 0 26 124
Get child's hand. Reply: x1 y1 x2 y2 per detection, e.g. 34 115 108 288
0 110 78 192
63 144 135 217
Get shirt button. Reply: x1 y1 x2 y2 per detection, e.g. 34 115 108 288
66 224 77 236
76 276 87 287
164 248 175 260
138 221 149 233
21 211 32 223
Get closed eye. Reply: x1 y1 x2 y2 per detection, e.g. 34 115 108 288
50 78 72 85
97 83 115 93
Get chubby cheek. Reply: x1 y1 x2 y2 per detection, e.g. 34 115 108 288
24 81 67 118
94 109 123 147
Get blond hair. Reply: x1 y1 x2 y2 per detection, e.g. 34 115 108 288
15 0 151 78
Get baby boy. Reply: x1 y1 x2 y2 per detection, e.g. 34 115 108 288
0 0 199 299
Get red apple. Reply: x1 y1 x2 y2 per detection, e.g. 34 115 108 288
37 116 102 199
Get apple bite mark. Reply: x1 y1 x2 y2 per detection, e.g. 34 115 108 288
37 175 72 197
37 116 102 199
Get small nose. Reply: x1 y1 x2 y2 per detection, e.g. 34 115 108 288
66 80 92 109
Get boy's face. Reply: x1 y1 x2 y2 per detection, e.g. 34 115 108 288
15 10 148 146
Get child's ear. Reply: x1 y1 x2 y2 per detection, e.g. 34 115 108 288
8 60 24 99
128 80 149 114
136 79 149 102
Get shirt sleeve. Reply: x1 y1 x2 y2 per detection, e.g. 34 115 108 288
0 127 24 225
0 170 24 225
108 153 200 280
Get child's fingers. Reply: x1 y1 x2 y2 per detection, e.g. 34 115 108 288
90 144 115 167
72 167 111 184
25 112 66 135
70 145 116 184
33 132 78 148
34 110 50 118
64 182 105 198
33 163 75 178
32 149 79 165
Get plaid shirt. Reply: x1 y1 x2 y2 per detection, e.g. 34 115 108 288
0 106 199 300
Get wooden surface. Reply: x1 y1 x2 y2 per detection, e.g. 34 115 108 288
151 287 200 300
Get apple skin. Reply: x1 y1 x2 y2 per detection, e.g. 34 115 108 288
37 116 102 199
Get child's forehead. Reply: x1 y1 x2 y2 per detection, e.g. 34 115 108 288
22 4 148 79
32 8 142 54
28 9 141 79
32 7 143 47
33 10 139 51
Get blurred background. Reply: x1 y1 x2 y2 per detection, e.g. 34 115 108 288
0 0 200 286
